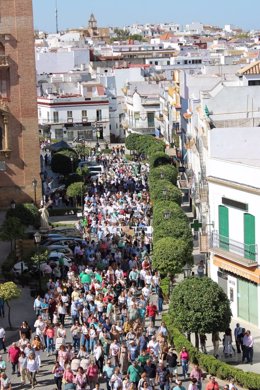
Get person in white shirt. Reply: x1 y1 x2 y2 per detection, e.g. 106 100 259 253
34 316 45 346
147 336 160 357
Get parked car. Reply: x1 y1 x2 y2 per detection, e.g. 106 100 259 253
41 237 84 250
46 245 74 258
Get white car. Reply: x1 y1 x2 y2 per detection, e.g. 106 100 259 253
12 261 29 275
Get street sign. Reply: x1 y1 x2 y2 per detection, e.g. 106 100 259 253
190 219 202 232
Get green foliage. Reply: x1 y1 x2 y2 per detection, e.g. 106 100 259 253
169 277 232 334
149 151 170 168
73 144 91 158
125 133 142 151
65 173 83 187
6 203 40 227
51 149 78 175
102 148 112 154
149 164 178 186
164 313 260 390
150 180 182 205
0 281 21 328
30 249 49 267
0 217 25 250
153 200 188 226
153 237 190 276
66 182 85 198
153 218 193 250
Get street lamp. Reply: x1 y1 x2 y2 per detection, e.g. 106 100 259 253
183 263 192 278
34 231 42 293
32 178 38 205
164 210 171 220
10 200 16 209
70 156 74 173
162 188 168 199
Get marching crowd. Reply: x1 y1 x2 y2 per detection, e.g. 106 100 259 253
0 154 240 390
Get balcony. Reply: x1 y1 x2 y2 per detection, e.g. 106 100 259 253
130 127 155 135
0 55 9 68
210 231 258 267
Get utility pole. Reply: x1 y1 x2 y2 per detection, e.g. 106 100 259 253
55 0 59 34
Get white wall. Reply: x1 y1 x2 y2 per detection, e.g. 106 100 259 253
36 48 90 74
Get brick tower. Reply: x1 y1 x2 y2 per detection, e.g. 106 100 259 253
0 0 41 207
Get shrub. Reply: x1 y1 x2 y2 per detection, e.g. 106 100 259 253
169 277 232 335
153 237 191 276
149 164 178 185
66 182 85 199
149 152 170 168
153 218 193 252
153 200 188 226
150 180 182 205
6 203 40 227
51 149 78 175
65 173 83 187
125 133 142 151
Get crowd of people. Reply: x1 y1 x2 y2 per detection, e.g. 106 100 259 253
0 153 246 390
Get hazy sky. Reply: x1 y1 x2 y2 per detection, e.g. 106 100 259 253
33 0 260 33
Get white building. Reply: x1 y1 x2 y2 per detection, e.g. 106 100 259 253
38 83 110 142
122 81 160 136
208 127 260 328
36 47 90 74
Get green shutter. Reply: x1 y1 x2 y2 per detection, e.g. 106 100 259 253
244 213 256 261
219 205 229 250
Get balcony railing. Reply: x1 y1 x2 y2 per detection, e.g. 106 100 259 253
211 231 258 266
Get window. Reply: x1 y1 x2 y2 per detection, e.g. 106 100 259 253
67 111 72 119
47 112 50 122
82 110 87 121
248 80 260 86
167 61 170 65
244 213 256 260
218 205 229 250
155 61 158 65
96 109 102 121
147 112 155 128
53 112 59 123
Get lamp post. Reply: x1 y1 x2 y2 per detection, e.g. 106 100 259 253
34 231 42 293
70 156 74 174
10 200 16 209
162 188 168 200
164 210 171 220
32 178 38 205
183 263 192 278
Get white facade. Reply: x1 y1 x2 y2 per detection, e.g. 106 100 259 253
38 94 110 142
36 48 90 74
207 127 260 328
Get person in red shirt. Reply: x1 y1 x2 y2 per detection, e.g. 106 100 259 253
146 302 158 325
8 342 20 374
205 376 220 390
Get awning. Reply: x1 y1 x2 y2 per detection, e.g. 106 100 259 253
213 255 260 284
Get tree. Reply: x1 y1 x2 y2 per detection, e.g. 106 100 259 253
51 149 78 175
150 180 182 205
153 200 188 227
149 164 178 186
169 277 232 348
153 237 191 277
149 152 170 168
30 250 49 292
66 182 85 206
74 144 91 159
125 133 142 151
6 203 40 227
0 217 25 251
153 218 193 251
0 282 21 329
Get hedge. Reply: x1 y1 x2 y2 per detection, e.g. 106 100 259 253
150 179 182 205
125 134 165 156
149 152 170 168
6 203 40 227
153 200 188 226
153 218 193 250
149 164 178 186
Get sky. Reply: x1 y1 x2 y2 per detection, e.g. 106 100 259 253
33 0 260 33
